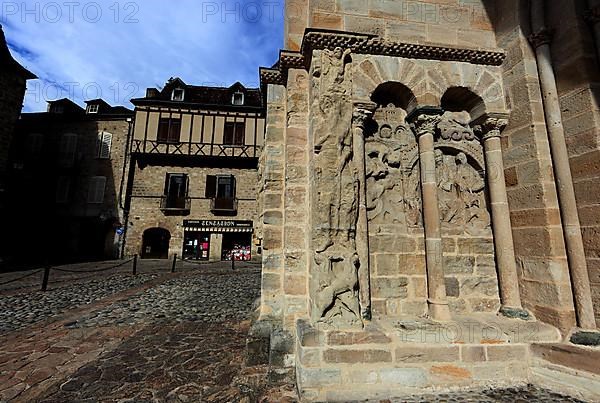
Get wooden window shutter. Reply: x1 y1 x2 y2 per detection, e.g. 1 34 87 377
205 175 217 198
97 132 112 158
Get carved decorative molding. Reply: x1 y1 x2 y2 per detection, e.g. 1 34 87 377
352 103 376 130
528 28 553 49
475 118 509 141
261 29 506 87
585 6 600 24
410 114 442 138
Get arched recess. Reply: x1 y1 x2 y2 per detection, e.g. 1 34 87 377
441 86 487 123
371 81 418 112
141 227 171 259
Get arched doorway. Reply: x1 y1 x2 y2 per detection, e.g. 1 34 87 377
141 228 170 259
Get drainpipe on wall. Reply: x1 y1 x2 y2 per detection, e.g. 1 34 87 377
529 0 597 330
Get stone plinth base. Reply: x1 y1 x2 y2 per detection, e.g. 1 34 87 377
295 314 561 401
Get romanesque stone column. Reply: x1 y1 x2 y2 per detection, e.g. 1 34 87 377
412 112 451 321
479 118 529 319
352 104 375 320
530 0 597 329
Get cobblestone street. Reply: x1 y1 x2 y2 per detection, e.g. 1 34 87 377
0 260 591 402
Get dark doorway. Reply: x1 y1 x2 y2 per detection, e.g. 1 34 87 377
142 228 171 259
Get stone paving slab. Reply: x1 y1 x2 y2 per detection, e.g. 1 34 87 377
0 260 591 403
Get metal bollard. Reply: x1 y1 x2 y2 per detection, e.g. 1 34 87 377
171 254 177 273
41 267 50 292
231 254 235 270
132 254 138 275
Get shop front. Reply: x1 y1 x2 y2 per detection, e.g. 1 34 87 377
183 220 253 261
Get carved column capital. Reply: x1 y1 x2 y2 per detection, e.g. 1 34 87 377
528 28 553 48
585 6 600 24
352 109 373 130
352 102 377 130
475 118 508 141
410 113 441 138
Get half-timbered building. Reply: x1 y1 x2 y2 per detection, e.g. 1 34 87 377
124 78 264 261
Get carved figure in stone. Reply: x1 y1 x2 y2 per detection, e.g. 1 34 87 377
438 111 475 142
311 48 362 327
315 248 361 326
436 149 490 234
366 105 422 228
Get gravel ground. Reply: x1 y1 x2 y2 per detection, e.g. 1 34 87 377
73 268 262 328
0 273 159 334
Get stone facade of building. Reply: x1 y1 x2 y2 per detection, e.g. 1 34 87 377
0 25 36 223
123 79 265 262
253 0 600 400
7 99 133 264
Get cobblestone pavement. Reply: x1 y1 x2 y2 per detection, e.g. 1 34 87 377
0 260 592 402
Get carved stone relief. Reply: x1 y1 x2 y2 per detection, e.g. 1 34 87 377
311 48 362 327
366 105 422 229
434 112 490 236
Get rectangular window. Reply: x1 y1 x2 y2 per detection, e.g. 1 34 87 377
87 104 99 114
164 173 189 209
172 88 185 101
223 122 245 146
58 133 77 167
56 176 71 204
88 176 106 204
157 118 181 143
232 92 244 106
95 132 112 159
206 174 237 212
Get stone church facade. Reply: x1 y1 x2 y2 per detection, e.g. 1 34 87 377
253 0 600 400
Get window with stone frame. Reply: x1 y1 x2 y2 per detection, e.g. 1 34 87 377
157 118 182 143
206 174 237 212
164 173 189 209
223 122 245 146
95 131 113 159
88 176 106 204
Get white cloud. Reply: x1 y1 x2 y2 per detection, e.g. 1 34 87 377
3 0 284 111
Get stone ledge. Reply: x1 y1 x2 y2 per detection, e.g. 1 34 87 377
260 28 506 86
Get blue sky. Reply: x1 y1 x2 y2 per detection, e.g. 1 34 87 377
2 1 284 112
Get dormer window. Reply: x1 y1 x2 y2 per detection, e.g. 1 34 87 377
232 91 244 106
172 88 185 101
87 104 99 114
50 105 64 114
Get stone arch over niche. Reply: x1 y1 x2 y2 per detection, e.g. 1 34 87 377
352 55 508 117
141 227 171 259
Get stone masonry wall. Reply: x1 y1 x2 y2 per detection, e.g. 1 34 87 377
259 84 287 320
286 0 496 51
125 164 258 258
494 1 576 332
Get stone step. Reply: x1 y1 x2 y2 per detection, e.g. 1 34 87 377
295 316 563 401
